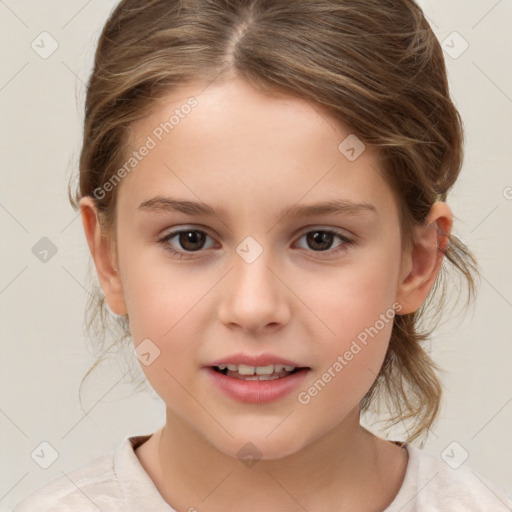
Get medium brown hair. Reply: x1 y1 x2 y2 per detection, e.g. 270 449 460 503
69 0 479 443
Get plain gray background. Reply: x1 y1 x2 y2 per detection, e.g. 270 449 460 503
1 0 511 509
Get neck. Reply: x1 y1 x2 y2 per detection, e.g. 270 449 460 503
149 406 406 512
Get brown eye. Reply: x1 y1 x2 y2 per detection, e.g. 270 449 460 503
159 229 215 258
176 230 207 251
158 226 354 260
296 229 353 255
305 231 335 251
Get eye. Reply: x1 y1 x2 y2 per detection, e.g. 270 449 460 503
158 227 355 259
158 228 215 259
295 228 354 256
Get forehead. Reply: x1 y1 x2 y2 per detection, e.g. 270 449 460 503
133 77 343 153
117 77 395 219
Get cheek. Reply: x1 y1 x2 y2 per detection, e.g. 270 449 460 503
120 245 206 338
122 261 209 407
290 252 399 401
121 256 221 398
298 303 395 417
294 254 400 343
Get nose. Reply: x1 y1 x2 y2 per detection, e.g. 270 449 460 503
217 251 291 333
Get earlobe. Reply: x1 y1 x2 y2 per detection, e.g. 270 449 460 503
79 197 127 316
395 202 453 315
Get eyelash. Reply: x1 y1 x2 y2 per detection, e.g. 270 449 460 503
157 227 355 260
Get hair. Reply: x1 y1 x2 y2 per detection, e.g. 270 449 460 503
69 0 479 444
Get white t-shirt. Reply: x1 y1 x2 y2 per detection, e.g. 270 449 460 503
11 433 512 511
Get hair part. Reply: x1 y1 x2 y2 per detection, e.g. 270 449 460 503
70 0 479 444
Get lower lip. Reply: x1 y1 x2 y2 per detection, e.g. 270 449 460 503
205 367 310 404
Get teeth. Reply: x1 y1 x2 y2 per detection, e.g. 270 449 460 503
255 364 274 375
216 363 297 375
238 364 256 375
240 374 280 380
275 364 297 372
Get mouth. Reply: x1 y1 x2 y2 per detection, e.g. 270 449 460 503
204 353 311 403
206 364 311 404
211 364 308 380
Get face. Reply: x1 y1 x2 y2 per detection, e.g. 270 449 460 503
85 76 425 460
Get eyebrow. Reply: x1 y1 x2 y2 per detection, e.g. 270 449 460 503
138 196 378 219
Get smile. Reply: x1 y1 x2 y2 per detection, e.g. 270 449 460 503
206 366 310 404
213 363 299 380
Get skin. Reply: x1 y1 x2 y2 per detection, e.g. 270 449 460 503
80 76 452 511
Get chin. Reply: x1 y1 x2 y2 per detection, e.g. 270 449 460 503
211 432 309 464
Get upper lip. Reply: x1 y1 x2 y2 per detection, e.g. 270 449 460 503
206 352 308 368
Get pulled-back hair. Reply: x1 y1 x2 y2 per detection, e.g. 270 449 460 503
69 0 479 443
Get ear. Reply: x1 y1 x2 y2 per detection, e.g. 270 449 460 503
395 202 453 315
79 196 127 316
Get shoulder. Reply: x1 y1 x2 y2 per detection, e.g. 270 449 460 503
11 445 122 512
386 443 512 511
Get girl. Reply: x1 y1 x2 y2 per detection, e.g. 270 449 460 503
13 0 511 510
